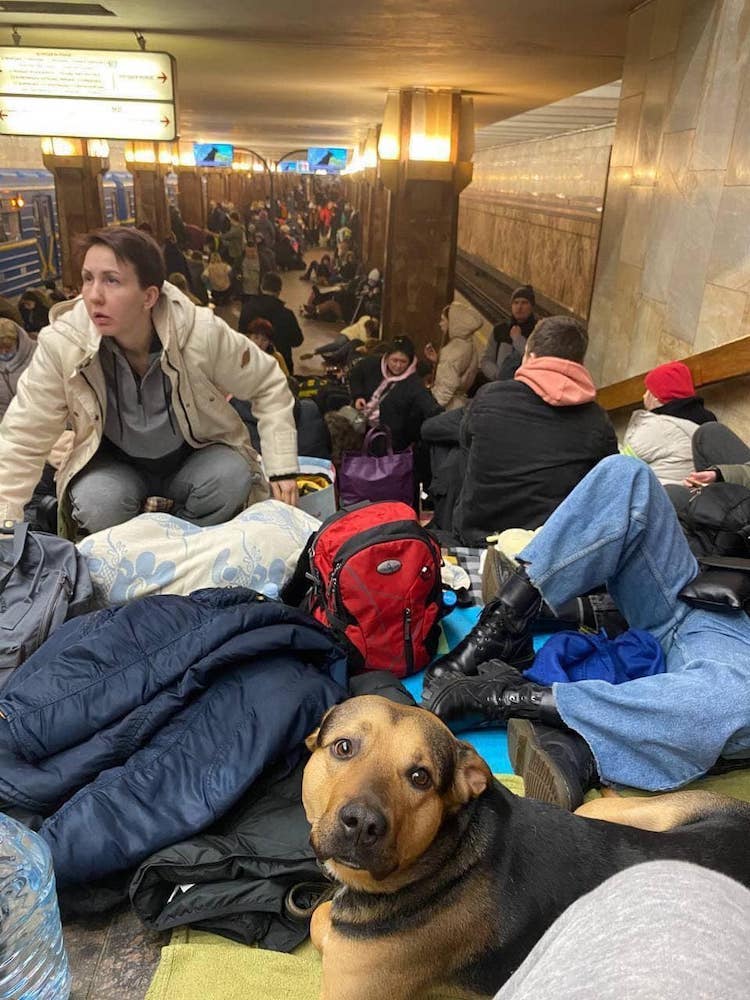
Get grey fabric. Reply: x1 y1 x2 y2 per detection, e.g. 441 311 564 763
496 861 750 1000
100 334 187 463
70 443 255 534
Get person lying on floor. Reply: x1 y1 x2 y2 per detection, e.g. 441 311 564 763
422 454 750 810
0 226 299 538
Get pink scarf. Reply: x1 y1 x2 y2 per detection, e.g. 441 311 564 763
365 354 417 427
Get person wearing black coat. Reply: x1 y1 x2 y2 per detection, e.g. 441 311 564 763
453 316 618 546
238 272 303 375
349 337 442 453
480 284 538 382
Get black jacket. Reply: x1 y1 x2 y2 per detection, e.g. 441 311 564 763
349 356 442 452
453 379 618 545
129 671 415 949
232 397 331 460
653 395 717 426
238 294 303 374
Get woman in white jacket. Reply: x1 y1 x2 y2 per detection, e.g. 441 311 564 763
427 301 483 411
0 227 298 537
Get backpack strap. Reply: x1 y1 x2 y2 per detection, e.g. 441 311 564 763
280 532 316 607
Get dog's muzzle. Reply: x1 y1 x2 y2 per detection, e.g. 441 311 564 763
313 797 397 879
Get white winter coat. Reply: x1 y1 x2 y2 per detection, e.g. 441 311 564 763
621 409 698 485
431 302 482 410
0 282 298 526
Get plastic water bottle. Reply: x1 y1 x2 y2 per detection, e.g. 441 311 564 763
0 814 71 1000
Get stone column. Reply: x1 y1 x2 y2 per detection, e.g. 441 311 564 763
379 90 473 353
367 179 389 275
587 0 750 396
130 167 170 242
176 169 205 228
41 143 109 287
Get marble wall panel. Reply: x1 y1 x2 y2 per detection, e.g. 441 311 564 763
702 374 750 442
694 282 748 351
620 186 655 267
622 1 657 98
691 0 750 170
665 168 724 343
458 127 614 317
611 95 644 168
705 184 750 291
634 55 675 182
629 295 666 375
665 0 718 132
726 66 750 185
651 0 687 58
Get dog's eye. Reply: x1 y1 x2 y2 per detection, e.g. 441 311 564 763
331 738 354 758
408 767 432 790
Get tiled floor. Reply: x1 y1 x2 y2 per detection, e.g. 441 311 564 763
62 251 342 1000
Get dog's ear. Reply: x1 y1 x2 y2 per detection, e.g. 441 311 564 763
449 740 493 806
304 702 340 752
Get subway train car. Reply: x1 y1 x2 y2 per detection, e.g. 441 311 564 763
0 168 135 298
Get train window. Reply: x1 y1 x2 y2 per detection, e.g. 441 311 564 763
0 203 22 243
104 192 117 222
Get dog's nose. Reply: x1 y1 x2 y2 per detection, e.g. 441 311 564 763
338 801 388 846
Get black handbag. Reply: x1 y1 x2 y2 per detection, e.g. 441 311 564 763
679 482 750 557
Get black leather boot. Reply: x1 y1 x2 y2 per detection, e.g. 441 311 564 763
507 718 598 811
423 570 541 696
423 659 559 727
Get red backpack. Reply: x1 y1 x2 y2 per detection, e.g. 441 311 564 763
292 502 443 678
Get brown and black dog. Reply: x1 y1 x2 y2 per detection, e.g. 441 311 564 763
302 695 750 1000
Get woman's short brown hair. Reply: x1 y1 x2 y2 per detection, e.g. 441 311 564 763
75 226 165 290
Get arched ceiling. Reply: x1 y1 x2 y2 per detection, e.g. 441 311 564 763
0 1 634 157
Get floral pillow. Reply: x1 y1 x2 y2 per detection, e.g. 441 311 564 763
78 500 320 608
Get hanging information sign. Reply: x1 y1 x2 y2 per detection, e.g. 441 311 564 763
0 47 177 140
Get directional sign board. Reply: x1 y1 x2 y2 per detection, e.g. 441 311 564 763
0 47 177 140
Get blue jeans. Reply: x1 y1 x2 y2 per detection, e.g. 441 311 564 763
520 455 750 790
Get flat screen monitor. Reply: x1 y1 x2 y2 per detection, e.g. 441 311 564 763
279 161 299 172
193 143 234 167
307 147 347 173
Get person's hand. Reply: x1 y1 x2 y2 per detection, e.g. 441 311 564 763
270 477 299 506
683 470 717 489
509 325 525 350
354 397 367 411
424 342 438 364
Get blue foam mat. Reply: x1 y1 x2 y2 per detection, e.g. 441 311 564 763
404 606 549 775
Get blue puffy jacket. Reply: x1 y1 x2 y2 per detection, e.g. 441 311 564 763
0 588 347 887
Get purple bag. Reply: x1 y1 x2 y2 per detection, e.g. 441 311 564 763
338 427 415 507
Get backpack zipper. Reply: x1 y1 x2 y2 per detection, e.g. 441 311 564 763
403 608 414 673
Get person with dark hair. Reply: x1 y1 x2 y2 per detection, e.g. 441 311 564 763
162 231 192 288
238 271 304 375
349 336 442 453
220 211 246 278
0 226 299 538
449 315 617 545
480 285 538 382
17 288 50 335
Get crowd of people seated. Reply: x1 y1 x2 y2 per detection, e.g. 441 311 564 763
2 217 750 818
2 213 750 1000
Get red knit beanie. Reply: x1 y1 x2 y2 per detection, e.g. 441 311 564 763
644 362 695 403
